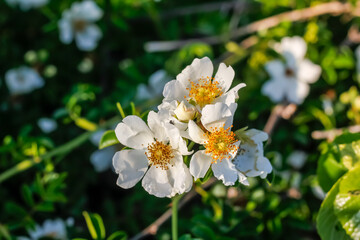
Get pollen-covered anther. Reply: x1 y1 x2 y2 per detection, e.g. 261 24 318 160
204 125 238 164
145 140 174 170
185 76 223 107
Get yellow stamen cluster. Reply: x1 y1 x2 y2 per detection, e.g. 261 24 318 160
186 76 223 108
204 125 238 164
145 140 174 170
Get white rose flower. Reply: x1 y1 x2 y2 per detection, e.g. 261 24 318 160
37 118 57 133
112 111 193 198
136 70 171 101
162 57 246 111
262 36 321 104
232 129 272 179
355 46 360 80
187 102 248 186
5 0 48 11
286 150 307 170
58 0 103 51
5 66 44 95
27 219 67 240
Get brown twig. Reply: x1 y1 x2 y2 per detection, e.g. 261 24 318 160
263 103 297 137
311 125 360 141
145 1 360 52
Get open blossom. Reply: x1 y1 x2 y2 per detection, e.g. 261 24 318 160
262 36 321 104
160 57 245 122
27 219 67 240
232 129 272 179
58 0 103 51
5 66 44 95
136 70 171 101
187 102 248 186
5 0 48 11
112 111 193 198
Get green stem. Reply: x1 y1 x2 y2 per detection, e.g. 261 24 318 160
172 194 182 240
0 116 120 184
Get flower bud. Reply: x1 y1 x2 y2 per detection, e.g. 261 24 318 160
174 101 196 122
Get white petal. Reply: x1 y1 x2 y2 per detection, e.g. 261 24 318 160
147 111 168 142
285 80 309 104
237 172 249 186
188 120 208 144
164 122 192 155
277 36 307 61
211 159 238 186
189 150 212 180
58 17 73 44
246 129 268 143
297 59 321 83
214 63 235 93
162 79 187 102
261 78 287 103
112 149 148 189
215 83 246 106
75 24 102 51
201 102 234 131
142 153 192 198
257 157 273 179
265 60 286 79
115 115 154 149
176 57 214 89
71 0 103 21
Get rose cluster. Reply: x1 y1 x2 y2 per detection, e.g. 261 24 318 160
112 57 272 198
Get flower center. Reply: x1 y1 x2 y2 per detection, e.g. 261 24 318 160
73 20 87 32
145 140 174 170
285 68 295 77
186 77 223 108
204 125 238 164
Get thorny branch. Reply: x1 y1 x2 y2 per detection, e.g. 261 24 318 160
145 1 360 52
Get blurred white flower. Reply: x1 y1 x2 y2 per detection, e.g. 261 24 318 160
322 98 334 116
136 70 171 101
58 0 103 51
37 118 57 133
90 146 116 172
233 129 272 179
113 112 193 198
5 66 44 95
5 0 48 11
28 219 67 240
262 36 321 104
188 102 248 186
287 150 307 169
89 129 116 172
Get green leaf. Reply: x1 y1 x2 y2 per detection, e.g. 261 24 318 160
317 178 350 240
107 231 127 240
317 151 347 192
83 212 106 240
99 130 120 150
334 133 360 145
0 224 11 240
334 165 360 239
21 184 34 207
4 202 27 217
75 118 98 131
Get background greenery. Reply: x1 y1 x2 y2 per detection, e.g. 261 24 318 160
1 0 360 239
